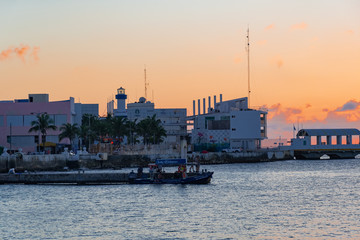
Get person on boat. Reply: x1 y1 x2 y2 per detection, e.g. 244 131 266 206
195 156 200 173
149 166 154 180
137 166 143 178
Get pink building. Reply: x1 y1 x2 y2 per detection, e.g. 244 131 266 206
0 94 97 153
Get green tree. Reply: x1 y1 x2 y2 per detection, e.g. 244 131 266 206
111 116 127 144
58 123 80 150
137 115 167 144
28 113 57 152
125 119 139 144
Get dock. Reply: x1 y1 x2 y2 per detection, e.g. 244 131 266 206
0 171 129 184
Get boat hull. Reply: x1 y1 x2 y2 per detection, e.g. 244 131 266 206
128 172 213 184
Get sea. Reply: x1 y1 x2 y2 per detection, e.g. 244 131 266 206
1 159 360 240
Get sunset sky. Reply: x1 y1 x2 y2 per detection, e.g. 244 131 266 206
1 0 359 139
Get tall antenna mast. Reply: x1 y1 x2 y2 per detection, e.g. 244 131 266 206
144 65 148 99
247 27 251 108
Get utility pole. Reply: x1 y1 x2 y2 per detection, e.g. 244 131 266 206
9 123 12 153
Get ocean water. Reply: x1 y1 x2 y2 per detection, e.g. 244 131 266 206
1 159 360 239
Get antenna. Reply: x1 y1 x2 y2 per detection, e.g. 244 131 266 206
247 27 251 108
144 64 149 99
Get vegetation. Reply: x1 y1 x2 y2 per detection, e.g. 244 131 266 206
58 123 80 150
78 114 167 148
28 113 57 151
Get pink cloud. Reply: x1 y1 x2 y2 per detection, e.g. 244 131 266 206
266 99 360 139
0 47 13 60
291 22 308 30
265 24 275 31
0 45 39 62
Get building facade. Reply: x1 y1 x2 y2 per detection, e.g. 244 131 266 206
189 95 267 151
0 94 98 153
107 87 187 144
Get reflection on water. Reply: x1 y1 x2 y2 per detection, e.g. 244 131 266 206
1 159 360 239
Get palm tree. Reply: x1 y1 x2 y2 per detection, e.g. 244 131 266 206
111 116 127 143
59 123 80 150
125 119 139 145
28 113 57 152
137 115 167 145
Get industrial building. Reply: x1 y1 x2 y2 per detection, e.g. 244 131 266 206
188 94 267 151
0 94 98 153
108 87 187 144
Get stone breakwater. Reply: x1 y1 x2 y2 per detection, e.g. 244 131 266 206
0 151 293 173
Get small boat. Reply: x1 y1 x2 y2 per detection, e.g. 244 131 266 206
128 158 213 184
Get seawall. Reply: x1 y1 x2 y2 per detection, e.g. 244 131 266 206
0 150 293 173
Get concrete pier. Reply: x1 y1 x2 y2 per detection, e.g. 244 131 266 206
0 171 129 184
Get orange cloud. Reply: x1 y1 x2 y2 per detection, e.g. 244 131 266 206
291 22 308 30
0 47 13 60
0 45 39 62
265 24 275 30
305 104 311 108
266 100 360 139
267 103 302 123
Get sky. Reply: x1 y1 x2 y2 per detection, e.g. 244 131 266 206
1 0 359 139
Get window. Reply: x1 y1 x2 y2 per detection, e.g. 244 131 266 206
7 115 23 126
54 115 67 126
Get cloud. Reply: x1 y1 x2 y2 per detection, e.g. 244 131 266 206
0 47 13 60
335 100 360 112
265 24 275 31
14 45 30 62
291 22 308 30
267 103 302 123
0 45 39 62
265 99 360 139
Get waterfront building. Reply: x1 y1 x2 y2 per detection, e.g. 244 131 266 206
0 94 98 153
107 87 187 144
188 95 267 151
285 128 360 159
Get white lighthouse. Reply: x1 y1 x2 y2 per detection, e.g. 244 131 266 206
114 87 127 117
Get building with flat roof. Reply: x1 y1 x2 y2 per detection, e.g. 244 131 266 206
189 94 267 151
107 87 187 144
0 94 98 153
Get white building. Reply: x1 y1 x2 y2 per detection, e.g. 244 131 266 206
107 87 187 144
189 95 267 151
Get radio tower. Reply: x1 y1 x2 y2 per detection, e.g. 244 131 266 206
144 65 149 99
247 27 251 108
